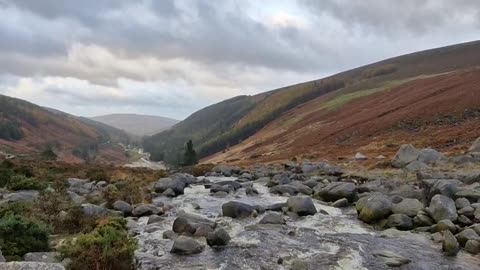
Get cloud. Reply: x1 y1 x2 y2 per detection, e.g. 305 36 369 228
0 0 479 119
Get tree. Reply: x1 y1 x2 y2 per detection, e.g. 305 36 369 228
183 140 198 166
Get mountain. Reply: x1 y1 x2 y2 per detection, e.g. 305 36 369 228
143 40 480 165
0 94 131 163
91 114 179 137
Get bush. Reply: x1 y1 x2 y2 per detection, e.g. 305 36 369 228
59 218 136 270
0 167 14 187
0 214 50 261
6 175 45 191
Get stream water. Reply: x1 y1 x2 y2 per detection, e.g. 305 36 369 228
131 177 480 270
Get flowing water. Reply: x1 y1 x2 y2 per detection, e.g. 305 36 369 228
131 177 480 270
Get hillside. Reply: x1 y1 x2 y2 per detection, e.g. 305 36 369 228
144 40 480 164
0 94 130 163
91 114 179 137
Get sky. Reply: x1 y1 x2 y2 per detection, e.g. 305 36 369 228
0 0 479 120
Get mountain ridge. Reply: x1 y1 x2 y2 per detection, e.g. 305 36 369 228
91 113 179 137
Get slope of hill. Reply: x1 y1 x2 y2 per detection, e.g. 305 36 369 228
144 40 480 164
91 114 179 137
0 95 130 163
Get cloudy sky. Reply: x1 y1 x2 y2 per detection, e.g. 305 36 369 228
0 0 479 120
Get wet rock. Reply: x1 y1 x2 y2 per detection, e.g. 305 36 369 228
113 200 132 216
206 229 231 246
211 191 228 198
270 185 299 196
373 250 411 267
161 188 176 197
265 202 287 212
163 230 177 240
442 230 460 256
392 144 419 168
132 204 162 217
316 182 357 202
154 178 186 196
0 262 65 270
259 212 286 224
392 198 424 217
304 179 319 188
413 211 435 227
147 215 163 225
287 196 317 216
222 201 254 218
268 174 291 187
432 219 456 233
170 236 204 255
417 148 445 165
421 179 459 200
213 165 240 176
455 189 480 201
23 252 59 263
290 182 313 195
331 198 349 208
215 181 242 191
210 184 234 194
67 178 88 188
81 203 108 217
173 212 216 235
357 194 392 224
465 240 480 254
469 137 480 152
245 186 259 196
458 215 473 226
193 224 214 237
386 214 413 230
456 228 480 247
455 198 471 209
426 194 458 222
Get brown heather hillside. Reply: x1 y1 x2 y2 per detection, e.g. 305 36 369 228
203 68 480 165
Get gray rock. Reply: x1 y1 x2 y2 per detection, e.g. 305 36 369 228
67 178 88 188
132 204 162 217
66 191 86 205
469 137 480 152
290 182 313 195
392 144 419 168
210 184 234 194
431 232 444 242
316 182 357 202
421 179 459 200
173 211 216 235
23 252 58 263
112 200 132 216
426 194 458 222
373 250 411 267
206 229 231 246
259 212 286 224
455 198 471 209
287 196 317 216
81 203 108 217
2 191 39 203
154 178 186 196
245 187 259 196
162 188 176 197
442 230 460 256
455 189 480 201
193 224 214 237
413 211 434 227
163 230 177 240
458 206 475 216
357 194 392 224
170 236 204 255
0 249 4 262
458 215 473 226
417 148 445 165
214 181 242 191
456 228 480 247
0 262 65 270
392 198 424 217
432 219 456 233
147 215 163 225
465 240 480 254
386 214 413 230
405 161 429 172
270 185 299 196
222 201 254 218
331 198 349 208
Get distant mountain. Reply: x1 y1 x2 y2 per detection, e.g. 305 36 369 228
91 114 179 137
0 94 130 163
143 40 480 165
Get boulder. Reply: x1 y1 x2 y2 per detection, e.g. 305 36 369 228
66 191 86 205
163 230 177 240
214 181 242 191
245 187 259 196
81 203 108 217
67 178 88 188
316 182 357 202
331 198 349 208
386 214 413 230
290 182 313 195
355 152 368 161
357 194 392 224
468 137 480 153
209 184 233 194
456 228 480 247
373 250 411 267
173 211 216 234
154 178 186 196
417 148 445 165
147 215 163 225
222 201 254 218
426 194 458 222
170 236 204 255
405 161 429 172
23 252 58 263
259 212 286 224
392 144 419 168
287 196 317 216
206 229 231 246
458 206 475 217
132 204 162 217
431 219 456 233
0 249 4 262
421 179 459 200
413 211 434 227
455 198 471 209
112 200 132 216
465 240 480 254
270 185 299 196
442 230 460 256
0 262 65 270
193 224 214 237
391 198 424 217
455 189 480 201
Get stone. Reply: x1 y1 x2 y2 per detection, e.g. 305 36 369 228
392 144 419 168
465 240 480 254
23 252 58 263
316 182 357 202
245 187 259 196
170 236 204 255
287 196 317 216
455 198 471 209
455 228 480 247
331 198 349 208
417 148 445 165
147 215 163 225
431 232 444 242
193 224 214 237
455 189 480 201
222 201 254 218
132 204 162 217
154 178 186 196
386 214 413 230
469 137 480 152
2 191 39 203
391 198 424 217
163 230 177 240
290 182 313 195
270 185 299 196
162 188 176 197
421 179 459 200
431 219 456 233
442 230 460 256
413 211 434 227
458 206 475 216
426 194 458 222
206 229 231 246
0 262 65 270
405 161 429 172
67 178 88 188
259 212 286 224
355 152 368 160
458 215 473 226
373 250 411 267
66 191 86 205
214 181 242 191
210 184 234 194
81 203 108 217
112 200 132 216
173 212 216 235
357 194 392 224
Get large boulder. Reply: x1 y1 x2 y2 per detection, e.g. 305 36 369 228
132 204 162 217
270 185 299 196
206 229 231 246
456 228 480 247
316 182 357 202
154 178 186 196
426 194 458 222
391 198 424 217
421 179 459 200
23 252 59 263
442 230 460 256
259 212 286 224
287 196 317 216
213 181 242 191
170 236 204 255
386 214 413 230
392 144 419 168
222 201 254 218
417 148 445 165
172 212 216 235
209 184 234 194
469 137 480 153
356 194 392 224
112 200 132 216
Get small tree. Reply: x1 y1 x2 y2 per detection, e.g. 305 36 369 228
183 140 198 166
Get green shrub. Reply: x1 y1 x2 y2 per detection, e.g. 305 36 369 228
6 175 45 191
0 214 50 261
59 218 136 270
0 167 14 187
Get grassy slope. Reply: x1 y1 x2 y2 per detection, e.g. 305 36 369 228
145 40 480 164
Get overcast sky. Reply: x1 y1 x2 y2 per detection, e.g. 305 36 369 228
0 0 479 120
